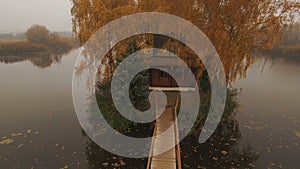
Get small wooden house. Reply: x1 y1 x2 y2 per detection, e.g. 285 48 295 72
148 35 197 90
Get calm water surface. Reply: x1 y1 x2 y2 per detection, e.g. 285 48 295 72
234 57 300 168
0 52 299 168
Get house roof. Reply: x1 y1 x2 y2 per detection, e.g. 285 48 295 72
153 34 170 48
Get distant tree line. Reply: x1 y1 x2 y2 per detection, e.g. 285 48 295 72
282 23 300 46
268 23 300 56
0 25 77 56
0 33 26 40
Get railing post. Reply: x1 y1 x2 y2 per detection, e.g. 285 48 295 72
174 94 182 169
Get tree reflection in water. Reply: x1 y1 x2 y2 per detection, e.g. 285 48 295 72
80 85 259 169
81 130 148 169
0 49 74 68
180 88 259 169
181 121 259 168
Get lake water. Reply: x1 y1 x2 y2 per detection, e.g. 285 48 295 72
0 51 299 168
234 56 300 168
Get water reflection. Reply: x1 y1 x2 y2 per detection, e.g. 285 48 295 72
181 118 259 168
234 55 300 168
82 130 148 169
0 50 299 168
0 49 74 68
81 88 250 169
179 86 259 169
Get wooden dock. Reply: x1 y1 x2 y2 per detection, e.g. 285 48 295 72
147 92 181 169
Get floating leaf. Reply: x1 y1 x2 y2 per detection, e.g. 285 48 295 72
255 127 263 130
102 162 109 167
294 131 300 139
18 144 24 148
120 159 126 166
221 150 228 155
249 163 256 168
60 165 69 169
0 138 14 145
243 125 253 129
212 157 218 161
11 133 22 137
229 138 237 142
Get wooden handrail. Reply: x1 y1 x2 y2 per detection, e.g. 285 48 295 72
146 124 157 169
146 93 159 169
174 94 182 169
147 92 182 169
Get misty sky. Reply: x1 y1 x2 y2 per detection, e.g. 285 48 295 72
0 0 72 33
0 0 299 34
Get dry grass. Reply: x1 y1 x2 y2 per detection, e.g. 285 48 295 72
0 39 26 45
278 44 300 50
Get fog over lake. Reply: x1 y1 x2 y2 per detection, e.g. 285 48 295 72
0 0 72 33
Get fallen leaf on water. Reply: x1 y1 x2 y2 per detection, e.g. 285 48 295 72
255 127 263 130
60 165 68 169
0 138 14 145
113 162 120 167
10 133 22 137
102 162 109 167
120 159 126 166
18 144 24 148
221 151 228 155
229 138 237 142
294 131 300 138
243 125 253 129
249 163 256 168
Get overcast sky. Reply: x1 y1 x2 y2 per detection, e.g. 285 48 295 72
0 0 72 33
0 0 299 34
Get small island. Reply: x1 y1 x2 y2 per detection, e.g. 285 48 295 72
0 25 78 56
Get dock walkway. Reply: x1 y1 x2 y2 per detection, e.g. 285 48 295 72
147 92 181 169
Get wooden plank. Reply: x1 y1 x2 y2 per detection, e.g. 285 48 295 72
149 87 195 92
146 125 157 169
174 97 182 169
150 92 180 169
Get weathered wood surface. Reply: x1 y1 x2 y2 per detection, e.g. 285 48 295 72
150 92 179 169
149 87 195 92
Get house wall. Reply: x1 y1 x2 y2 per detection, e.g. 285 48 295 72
149 69 178 87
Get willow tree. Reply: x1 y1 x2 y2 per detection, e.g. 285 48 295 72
71 0 300 82
137 0 300 81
